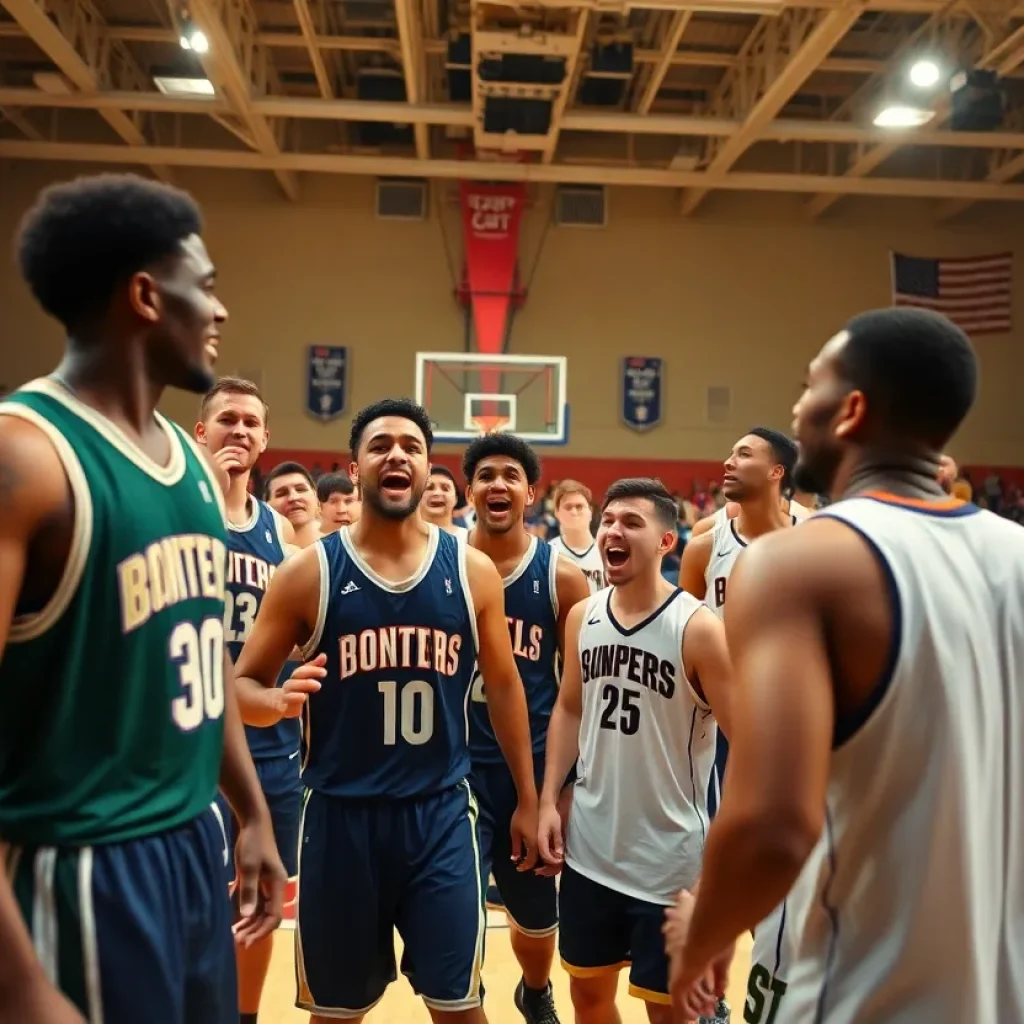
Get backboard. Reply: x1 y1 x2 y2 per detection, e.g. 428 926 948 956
415 352 568 445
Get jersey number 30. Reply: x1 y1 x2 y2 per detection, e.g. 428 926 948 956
170 617 226 731
378 680 434 746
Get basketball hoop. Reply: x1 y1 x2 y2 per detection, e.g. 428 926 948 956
470 415 510 436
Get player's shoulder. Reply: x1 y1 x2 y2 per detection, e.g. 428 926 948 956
683 524 716 561
689 514 718 538
0 403 74 525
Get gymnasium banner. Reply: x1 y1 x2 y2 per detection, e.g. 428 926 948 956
305 345 349 422
621 357 663 432
460 182 525 354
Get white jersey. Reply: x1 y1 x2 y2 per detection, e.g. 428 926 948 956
566 586 715 904
779 495 1024 1024
549 535 605 593
703 510 806 1020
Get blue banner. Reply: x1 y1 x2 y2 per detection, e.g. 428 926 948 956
306 345 348 422
620 356 663 432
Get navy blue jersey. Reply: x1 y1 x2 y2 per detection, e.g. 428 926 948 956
300 526 478 799
226 499 300 759
469 537 560 765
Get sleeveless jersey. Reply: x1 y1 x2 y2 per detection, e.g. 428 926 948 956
0 378 228 846
779 495 1024 1024
549 535 605 593
469 536 559 765
300 525 478 799
566 586 715 904
226 498 300 759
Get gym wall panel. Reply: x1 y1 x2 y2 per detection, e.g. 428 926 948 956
0 163 1021 466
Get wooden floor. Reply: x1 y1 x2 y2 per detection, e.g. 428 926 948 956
261 915 753 1022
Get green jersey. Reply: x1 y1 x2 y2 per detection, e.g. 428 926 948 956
0 378 229 846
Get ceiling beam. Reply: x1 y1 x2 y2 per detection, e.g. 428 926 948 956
187 0 300 199
8 88 1024 151
4 137 1024 201
805 21 1024 217
635 10 692 114
0 105 45 139
543 9 591 163
292 0 333 99
393 0 428 158
0 0 173 181
680 2 865 214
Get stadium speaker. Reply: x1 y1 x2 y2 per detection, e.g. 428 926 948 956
950 68 1006 131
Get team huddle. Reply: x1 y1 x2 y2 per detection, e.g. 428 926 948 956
1 174 1022 1024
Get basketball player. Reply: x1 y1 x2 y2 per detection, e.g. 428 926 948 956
0 174 284 1023
538 478 734 1024
422 465 467 537
233 398 540 1023
464 433 590 1024
549 480 606 592
668 307 1024 1024
195 376 307 1024
265 461 320 547
937 453 957 494
679 428 797 1024
688 483 811 540
318 471 361 534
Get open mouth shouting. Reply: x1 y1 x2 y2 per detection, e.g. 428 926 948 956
380 470 412 501
604 544 629 570
485 494 514 523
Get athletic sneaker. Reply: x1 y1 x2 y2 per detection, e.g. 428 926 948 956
698 998 731 1023
514 978 560 1024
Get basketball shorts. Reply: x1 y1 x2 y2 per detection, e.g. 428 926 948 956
470 757 557 936
5 805 236 1024
295 780 486 1016
558 862 671 1006
218 751 303 883
746 899 791 1023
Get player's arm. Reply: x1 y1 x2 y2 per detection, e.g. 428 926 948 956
466 547 535 799
678 530 713 598
0 418 87 1020
681 606 734 739
681 527 834 969
540 599 586 804
554 557 591 660
233 548 324 727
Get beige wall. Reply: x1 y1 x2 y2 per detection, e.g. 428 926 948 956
1 162 1020 464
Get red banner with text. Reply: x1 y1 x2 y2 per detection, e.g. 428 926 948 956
460 181 525 356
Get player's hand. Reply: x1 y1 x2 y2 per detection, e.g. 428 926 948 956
232 812 287 949
535 798 565 876
274 654 326 720
0 972 87 1024
509 795 539 872
664 890 733 1022
535 783 573 876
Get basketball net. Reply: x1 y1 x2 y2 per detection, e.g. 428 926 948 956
470 414 510 436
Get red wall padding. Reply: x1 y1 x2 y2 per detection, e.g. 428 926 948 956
260 449 1024 497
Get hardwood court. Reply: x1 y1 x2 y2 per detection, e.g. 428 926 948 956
262 915 754 1022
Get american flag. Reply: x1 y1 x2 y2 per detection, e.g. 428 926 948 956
891 251 1012 336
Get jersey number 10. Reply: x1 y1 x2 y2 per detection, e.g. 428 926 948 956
378 680 435 746
170 617 226 731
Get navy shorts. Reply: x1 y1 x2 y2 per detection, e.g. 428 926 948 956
295 780 486 1016
6 805 236 1023
558 862 671 1006
218 752 303 883
471 759 556 936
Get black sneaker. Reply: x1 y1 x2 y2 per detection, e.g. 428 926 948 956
698 998 731 1023
514 978 560 1024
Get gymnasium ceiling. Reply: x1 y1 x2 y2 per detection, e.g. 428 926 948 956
3 0 1024 214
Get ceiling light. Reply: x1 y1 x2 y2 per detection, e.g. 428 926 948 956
153 76 216 96
873 104 935 128
178 17 208 54
909 58 941 89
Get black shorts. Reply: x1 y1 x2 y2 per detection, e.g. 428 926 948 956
558 862 671 1006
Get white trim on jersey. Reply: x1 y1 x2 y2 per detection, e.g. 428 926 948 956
0 404 94 645
339 522 440 594
548 547 560 620
299 543 330 662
